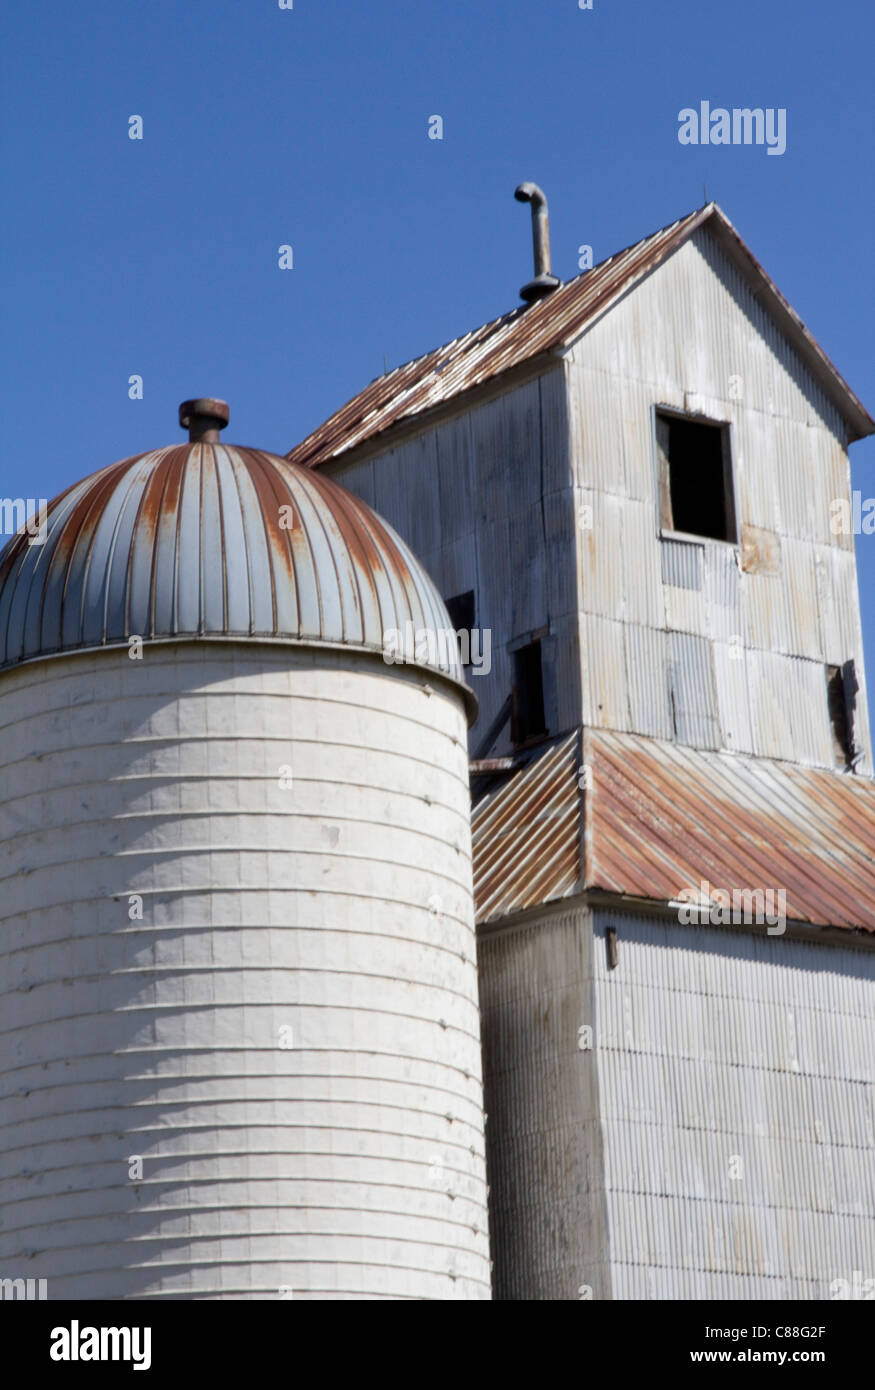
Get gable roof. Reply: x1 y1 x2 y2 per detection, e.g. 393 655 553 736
471 727 875 934
287 203 874 470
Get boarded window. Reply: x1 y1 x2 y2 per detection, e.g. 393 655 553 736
512 641 547 745
656 411 735 542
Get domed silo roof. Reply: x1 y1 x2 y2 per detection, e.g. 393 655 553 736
0 399 472 708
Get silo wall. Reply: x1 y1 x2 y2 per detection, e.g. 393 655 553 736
0 641 490 1299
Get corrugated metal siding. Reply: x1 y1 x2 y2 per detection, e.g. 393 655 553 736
819 547 869 669
749 650 834 767
690 226 852 442
667 632 720 748
663 574 707 639
325 366 577 762
592 908 874 1299
624 626 673 741
582 616 631 731
580 492 625 619
309 207 870 782
565 228 871 775
661 538 703 590
478 905 610 1301
711 641 755 754
621 502 664 628
0 444 468 689
703 543 740 641
743 567 796 656
586 727 875 931
478 897 873 1298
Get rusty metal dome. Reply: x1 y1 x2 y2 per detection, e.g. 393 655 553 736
0 435 470 697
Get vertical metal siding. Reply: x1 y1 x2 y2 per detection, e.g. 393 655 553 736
749 650 834 767
478 906 610 1301
622 500 664 626
711 640 755 753
567 231 868 773
479 895 874 1299
580 491 625 619
783 538 824 660
582 615 631 732
660 538 703 591
592 908 875 1299
328 366 573 761
667 631 720 748
703 543 740 641
624 624 673 741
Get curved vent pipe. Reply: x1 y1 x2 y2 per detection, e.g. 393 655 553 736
514 182 561 304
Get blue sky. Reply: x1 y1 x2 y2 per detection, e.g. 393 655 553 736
1 0 873 699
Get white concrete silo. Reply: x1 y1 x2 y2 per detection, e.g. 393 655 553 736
0 399 490 1300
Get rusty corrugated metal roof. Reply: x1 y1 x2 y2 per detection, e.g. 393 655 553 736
288 204 874 470
472 726 875 929
0 443 470 694
586 728 875 933
471 732 582 923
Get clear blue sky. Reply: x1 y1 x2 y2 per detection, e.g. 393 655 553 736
1 1 873 704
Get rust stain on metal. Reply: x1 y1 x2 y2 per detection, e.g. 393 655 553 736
48 457 139 652
244 448 293 629
586 728 875 932
0 442 468 694
143 446 188 637
472 725 875 931
741 523 782 575
311 466 415 588
472 732 582 923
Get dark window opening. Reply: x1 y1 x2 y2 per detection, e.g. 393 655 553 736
827 661 857 768
445 590 475 667
512 640 547 745
656 411 734 542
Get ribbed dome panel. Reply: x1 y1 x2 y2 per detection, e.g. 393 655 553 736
0 444 464 685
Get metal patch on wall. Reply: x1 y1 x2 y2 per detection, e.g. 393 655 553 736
667 630 721 748
741 523 782 575
660 538 703 590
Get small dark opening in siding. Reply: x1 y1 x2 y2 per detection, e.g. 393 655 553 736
446 590 475 667
656 411 734 542
605 927 618 970
512 640 547 745
827 662 856 767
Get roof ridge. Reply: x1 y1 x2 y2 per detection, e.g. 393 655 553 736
286 200 872 469
368 206 708 392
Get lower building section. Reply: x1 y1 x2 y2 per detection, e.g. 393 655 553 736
478 906 610 1300
479 899 874 1299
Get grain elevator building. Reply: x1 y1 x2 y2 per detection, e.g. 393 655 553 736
285 200 875 1300
1 198 873 1301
